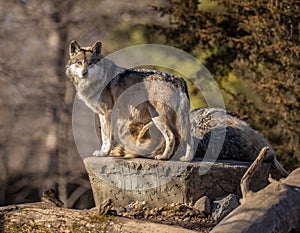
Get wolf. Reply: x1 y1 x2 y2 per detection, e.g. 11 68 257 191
65 40 194 161
190 108 289 177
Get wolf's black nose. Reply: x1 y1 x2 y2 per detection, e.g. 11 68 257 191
82 70 88 77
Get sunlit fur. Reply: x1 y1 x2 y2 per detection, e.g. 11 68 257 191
66 40 194 161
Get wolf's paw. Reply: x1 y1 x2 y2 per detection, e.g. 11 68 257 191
154 154 167 160
93 150 108 157
179 155 192 162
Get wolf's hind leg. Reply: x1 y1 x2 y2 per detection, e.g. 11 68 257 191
178 115 194 162
179 133 194 162
151 117 175 160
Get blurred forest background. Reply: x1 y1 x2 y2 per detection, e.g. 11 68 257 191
0 0 299 209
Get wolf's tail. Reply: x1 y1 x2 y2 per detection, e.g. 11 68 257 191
267 147 289 178
109 145 139 158
273 156 289 178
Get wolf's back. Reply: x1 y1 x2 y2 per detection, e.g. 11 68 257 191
109 69 191 160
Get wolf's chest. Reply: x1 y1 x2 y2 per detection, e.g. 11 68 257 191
77 90 100 113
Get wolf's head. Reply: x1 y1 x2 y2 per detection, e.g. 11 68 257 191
66 40 102 86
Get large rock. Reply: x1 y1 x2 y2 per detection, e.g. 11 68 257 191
211 194 240 221
210 167 300 233
194 196 211 215
84 157 270 208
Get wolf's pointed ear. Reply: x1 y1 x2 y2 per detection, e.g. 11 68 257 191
69 40 81 57
91 41 102 56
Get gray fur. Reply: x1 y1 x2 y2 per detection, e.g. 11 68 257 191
190 108 289 177
66 40 193 161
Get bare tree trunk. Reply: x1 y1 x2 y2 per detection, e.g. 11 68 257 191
49 1 75 205
0 108 16 205
0 153 8 205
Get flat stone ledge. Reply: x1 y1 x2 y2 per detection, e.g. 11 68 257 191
84 157 271 208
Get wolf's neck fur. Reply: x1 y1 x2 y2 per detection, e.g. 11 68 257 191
77 58 125 112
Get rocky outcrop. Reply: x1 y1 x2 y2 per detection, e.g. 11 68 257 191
84 157 271 208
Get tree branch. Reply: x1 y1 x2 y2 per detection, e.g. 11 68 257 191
240 146 269 204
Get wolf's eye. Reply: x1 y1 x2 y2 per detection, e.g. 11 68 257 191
76 61 82 66
87 61 94 66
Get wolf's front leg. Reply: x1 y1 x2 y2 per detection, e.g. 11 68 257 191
93 112 112 157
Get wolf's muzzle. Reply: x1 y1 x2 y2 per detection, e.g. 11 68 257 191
82 70 88 78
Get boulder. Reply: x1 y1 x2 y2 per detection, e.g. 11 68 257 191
211 167 300 233
211 194 239 221
84 157 270 208
194 196 211 215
